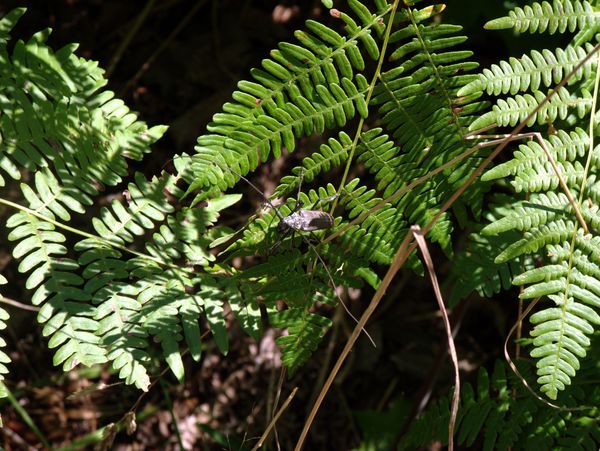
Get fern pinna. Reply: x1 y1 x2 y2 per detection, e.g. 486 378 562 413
0 8 239 392
1 0 600 446
400 360 600 450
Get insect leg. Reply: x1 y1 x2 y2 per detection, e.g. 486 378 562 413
213 161 286 222
268 226 292 255
304 233 375 347
293 168 305 213
313 193 339 210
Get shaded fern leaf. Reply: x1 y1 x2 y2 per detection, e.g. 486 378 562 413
270 307 332 375
401 360 600 450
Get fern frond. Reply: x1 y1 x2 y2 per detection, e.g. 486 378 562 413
401 360 600 449
189 1 392 196
270 307 332 375
7 211 108 372
484 0 599 34
470 86 592 130
449 229 521 305
474 2 600 396
481 128 590 182
459 44 596 96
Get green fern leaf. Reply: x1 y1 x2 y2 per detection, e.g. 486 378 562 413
459 44 596 96
470 86 592 130
484 0 599 34
271 307 332 375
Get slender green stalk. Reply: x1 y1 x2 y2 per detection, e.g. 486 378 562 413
106 0 157 77
160 378 186 450
2 382 50 448
330 0 401 213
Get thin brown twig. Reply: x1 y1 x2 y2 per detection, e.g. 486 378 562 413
121 0 209 95
0 296 40 312
252 387 299 451
467 131 588 233
503 297 595 412
411 225 460 451
395 298 468 447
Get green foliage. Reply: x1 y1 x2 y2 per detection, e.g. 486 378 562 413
400 360 600 450
448 196 523 306
0 8 233 391
0 275 8 401
189 0 486 372
1 1 600 444
468 0 600 400
484 0 598 34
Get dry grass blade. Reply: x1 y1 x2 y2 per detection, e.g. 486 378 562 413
411 225 459 451
252 387 299 451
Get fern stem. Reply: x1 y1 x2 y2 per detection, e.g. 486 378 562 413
330 0 401 213
0 197 189 273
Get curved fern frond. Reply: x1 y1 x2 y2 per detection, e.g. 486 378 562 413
470 86 592 130
470 0 600 399
189 1 392 196
459 44 597 96
484 0 599 34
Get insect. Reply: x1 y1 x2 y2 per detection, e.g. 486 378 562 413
214 162 337 251
214 161 375 346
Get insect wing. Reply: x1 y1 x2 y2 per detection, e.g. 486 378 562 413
283 210 333 231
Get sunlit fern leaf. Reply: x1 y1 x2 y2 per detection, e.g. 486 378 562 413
484 0 599 34
459 44 597 97
93 283 151 390
470 0 600 400
470 86 592 130
481 128 590 183
274 131 354 198
188 1 391 198
6 211 107 371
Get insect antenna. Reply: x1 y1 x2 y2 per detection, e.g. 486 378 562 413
213 161 285 221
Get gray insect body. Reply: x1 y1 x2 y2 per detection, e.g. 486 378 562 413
278 209 334 233
214 162 335 246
